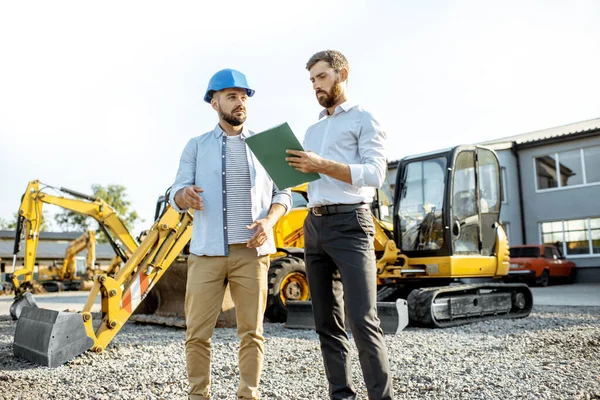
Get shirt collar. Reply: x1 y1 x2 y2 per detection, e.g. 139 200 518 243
318 100 357 119
212 123 250 139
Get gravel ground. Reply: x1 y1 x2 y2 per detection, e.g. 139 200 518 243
0 306 599 400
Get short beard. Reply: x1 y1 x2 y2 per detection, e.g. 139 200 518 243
316 79 343 108
218 105 246 127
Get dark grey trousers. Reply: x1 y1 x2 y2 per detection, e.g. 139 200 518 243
304 209 393 400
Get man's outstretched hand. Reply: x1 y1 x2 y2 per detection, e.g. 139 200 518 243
175 185 204 210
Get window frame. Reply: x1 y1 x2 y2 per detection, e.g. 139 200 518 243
538 217 600 258
501 167 508 204
534 146 600 193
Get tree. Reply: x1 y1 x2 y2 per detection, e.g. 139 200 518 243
0 212 50 231
0 216 16 230
54 184 142 241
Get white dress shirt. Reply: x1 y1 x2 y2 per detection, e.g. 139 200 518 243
302 101 387 208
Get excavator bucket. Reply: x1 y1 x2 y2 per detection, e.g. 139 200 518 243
379 300 409 334
9 292 38 320
285 299 409 334
13 307 93 367
284 300 314 330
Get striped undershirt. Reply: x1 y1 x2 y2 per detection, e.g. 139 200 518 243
225 134 253 244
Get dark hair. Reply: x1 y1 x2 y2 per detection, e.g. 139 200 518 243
306 50 349 72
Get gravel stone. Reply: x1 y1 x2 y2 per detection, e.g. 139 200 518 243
0 306 599 399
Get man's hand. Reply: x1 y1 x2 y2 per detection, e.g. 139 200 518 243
246 219 273 248
285 150 326 173
174 185 204 210
286 149 353 184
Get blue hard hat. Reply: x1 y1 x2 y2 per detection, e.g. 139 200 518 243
204 69 255 103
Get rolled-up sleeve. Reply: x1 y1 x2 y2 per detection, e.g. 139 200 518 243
271 186 292 216
169 139 197 212
349 113 387 188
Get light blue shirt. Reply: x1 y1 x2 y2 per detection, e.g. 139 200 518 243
303 101 388 208
170 124 292 256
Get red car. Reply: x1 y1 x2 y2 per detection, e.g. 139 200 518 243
508 244 577 286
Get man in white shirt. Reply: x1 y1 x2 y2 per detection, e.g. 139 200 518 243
286 50 393 400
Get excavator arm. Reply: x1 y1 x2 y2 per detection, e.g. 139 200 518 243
9 180 139 319
13 204 193 367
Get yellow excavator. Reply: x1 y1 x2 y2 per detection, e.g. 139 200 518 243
11 145 533 367
36 230 97 291
14 201 193 367
57 230 97 284
286 145 533 329
8 180 139 320
40 229 120 291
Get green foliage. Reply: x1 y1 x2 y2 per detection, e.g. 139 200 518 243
0 211 50 231
54 184 142 241
0 215 16 230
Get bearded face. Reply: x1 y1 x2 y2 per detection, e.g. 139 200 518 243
316 76 343 108
211 88 248 127
217 102 246 126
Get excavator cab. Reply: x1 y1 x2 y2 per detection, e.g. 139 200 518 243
394 145 502 260
390 145 532 327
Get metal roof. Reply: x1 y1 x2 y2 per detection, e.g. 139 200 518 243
0 230 116 260
0 230 85 241
0 241 116 261
385 117 600 163
480 117 600 147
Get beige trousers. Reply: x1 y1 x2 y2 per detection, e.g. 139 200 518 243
186 244 269 400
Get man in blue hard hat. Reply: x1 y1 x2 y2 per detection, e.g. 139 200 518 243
170 68 292 400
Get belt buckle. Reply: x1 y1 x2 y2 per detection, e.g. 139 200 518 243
311 207 322 217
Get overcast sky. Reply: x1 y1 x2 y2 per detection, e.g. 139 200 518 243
1 0 599 234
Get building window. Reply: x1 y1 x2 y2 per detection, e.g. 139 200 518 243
540 217 600 256
535 155 558 189
501 167 508 204
584 145 600 184
558 149 584 187
535 146 600 191
541 221 564 249
564 219 589 255
592 218 600 254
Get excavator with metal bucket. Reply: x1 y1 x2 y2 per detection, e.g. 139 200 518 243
13 203 193 367
8 180 140 320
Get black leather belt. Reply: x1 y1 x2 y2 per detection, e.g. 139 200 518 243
310 203 370 216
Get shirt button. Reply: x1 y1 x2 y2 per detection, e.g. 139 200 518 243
224 226 227 230
223 208 226 211
222 172 225 175
223 190 226 193
222 155 225 158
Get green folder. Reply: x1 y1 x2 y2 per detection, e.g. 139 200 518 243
245 122 321 190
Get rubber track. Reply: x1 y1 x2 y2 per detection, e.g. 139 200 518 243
407 283 533 328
